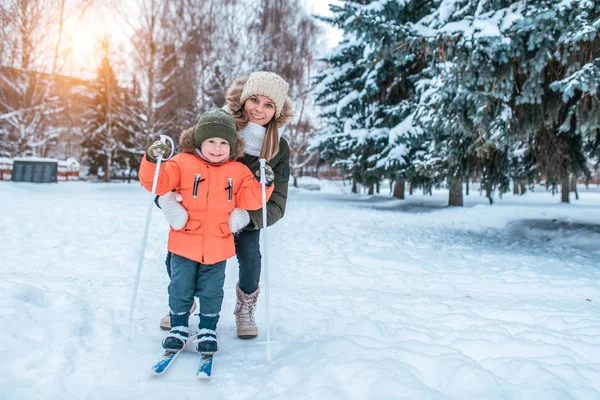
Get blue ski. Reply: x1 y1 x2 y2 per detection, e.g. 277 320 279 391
151 350 181 375
196 352 214 379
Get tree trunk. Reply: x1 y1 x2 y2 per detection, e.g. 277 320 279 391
570 174 579 200
465 179 469 195
351 178 357 194
486 189 493 205
561 175 570 203
375 181 380 194
393 180 405 199
409 183 413 195
448 180 463 206
513 180 519 195
293 175 298 188
520 181 526 195
368 184 374 195
104 154 112 183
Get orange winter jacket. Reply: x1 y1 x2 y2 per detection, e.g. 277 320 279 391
139 153 273 264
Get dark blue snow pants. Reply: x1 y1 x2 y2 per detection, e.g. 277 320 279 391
167 253 225 331
166 228 262 298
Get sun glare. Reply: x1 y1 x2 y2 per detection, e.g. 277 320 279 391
68 26 100 60
61 9 124 77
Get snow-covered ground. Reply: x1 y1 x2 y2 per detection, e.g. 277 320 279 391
1 180 599 400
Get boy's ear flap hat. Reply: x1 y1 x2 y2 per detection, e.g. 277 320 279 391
194 108 238 150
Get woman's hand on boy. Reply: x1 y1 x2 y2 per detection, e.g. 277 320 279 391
254 165 274 186
147 140 171 162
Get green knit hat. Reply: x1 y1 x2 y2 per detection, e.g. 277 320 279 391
194 108 238 149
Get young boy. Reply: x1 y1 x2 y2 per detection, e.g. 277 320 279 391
138 108 274 353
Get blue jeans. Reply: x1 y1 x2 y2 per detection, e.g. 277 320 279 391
166 228 262 296
167 253 226 330
235 228 262 294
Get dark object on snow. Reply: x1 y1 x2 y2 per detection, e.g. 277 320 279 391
11 158 58 183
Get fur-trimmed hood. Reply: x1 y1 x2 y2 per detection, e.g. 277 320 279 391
225 76 294 127
178 127 245 161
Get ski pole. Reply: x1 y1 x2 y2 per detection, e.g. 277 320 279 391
128 135 174 340
259 158 272 361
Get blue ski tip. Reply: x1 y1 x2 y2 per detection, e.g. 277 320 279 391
196 352 214 379
151 350 180 375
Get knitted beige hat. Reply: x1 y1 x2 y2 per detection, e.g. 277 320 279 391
239 71 290 118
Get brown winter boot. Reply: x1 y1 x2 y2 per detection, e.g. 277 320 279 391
234 282 260 339
160 300 197 330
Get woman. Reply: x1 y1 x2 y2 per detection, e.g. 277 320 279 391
158 71 293 339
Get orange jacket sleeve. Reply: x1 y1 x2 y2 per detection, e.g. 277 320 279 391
138 154 182 195
234 169 274 211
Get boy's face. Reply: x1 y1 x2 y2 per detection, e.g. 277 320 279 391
244 94 276 126
200 137 231 163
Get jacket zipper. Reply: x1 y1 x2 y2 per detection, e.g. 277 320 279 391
226 178 233 202
193 173 201 198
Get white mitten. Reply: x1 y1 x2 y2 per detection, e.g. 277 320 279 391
229 208 250 234
158 192 188 230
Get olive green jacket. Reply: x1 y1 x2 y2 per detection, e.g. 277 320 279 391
239 137 290 230
223 75 293 230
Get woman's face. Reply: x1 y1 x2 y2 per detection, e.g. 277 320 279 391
244 95 276 126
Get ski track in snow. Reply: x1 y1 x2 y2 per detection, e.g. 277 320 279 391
1 181 599 399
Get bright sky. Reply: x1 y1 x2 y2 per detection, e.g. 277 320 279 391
60 2 125 78
61 0 343 78
303 0 343 48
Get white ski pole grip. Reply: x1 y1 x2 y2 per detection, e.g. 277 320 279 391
259 159 272 360
128 135 174 340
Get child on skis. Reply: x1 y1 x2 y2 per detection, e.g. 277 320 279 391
138 108 274 353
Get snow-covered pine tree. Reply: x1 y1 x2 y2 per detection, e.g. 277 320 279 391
313 0 598 205
313 1 390 194
414 0 524 205
513 0 600 202
313 53 366 189
355 0 437 199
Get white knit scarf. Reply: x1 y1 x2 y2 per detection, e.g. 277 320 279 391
238 123 266 157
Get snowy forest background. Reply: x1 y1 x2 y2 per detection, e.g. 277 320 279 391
1 0 600 208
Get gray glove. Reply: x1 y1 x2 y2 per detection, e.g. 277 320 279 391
254 165 274 186
147 140 171 162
